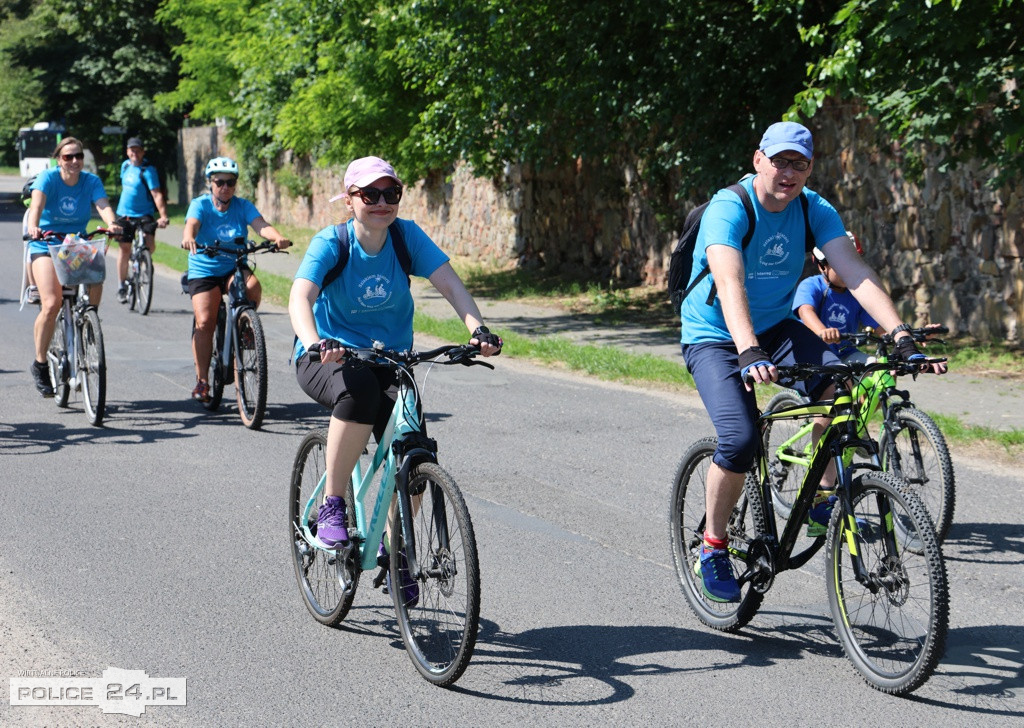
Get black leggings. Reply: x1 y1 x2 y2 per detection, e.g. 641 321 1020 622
295 355 399 440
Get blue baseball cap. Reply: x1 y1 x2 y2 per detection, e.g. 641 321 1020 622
759 122 813 159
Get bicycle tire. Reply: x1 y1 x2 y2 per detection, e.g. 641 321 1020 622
390 462 480 686
825 470 948 695
234 308 268 430
79 308 106 426
668 436 766 631
763 389 813 523
879 407 955 542
288 429 360 626
136 248 154 315
48 309 70 408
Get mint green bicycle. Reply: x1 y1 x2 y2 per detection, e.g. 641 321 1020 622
289 342 491 686
764 326 954 541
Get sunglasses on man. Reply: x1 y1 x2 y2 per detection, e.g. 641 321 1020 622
211 178 237 188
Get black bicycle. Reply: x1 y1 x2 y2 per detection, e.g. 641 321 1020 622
191 238 280 429
119 216 156 315
670 359 949 695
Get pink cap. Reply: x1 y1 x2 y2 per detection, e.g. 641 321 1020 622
345 156 402 189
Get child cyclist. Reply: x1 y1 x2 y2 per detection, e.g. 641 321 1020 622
792 235 883 364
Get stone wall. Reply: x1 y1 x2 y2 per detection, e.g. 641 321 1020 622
176 106 1022 345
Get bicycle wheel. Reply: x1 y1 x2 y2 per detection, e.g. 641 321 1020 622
234 308 268 430
668 436 767 631
136 248 154 316
79 308 106 426
288 429 360 626
390 462 480 686
48 309 70 408
763 389 813 522
879 407 955 542
825 471 948 695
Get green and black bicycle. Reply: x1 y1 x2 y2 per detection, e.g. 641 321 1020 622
764 326 954 541
670 359 949 695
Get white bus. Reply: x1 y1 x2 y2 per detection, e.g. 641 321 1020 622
16 122 65 177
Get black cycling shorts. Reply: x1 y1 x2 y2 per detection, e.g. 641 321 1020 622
295 355 399 438
187 267 252 296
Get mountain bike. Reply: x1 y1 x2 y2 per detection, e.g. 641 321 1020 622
119 216 155 315
289 342 490 686
32 230 111 426
764 326 954 541
669 359 949 695
191 239 279 430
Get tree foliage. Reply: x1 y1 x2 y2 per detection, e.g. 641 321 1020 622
160 0 816 210
771 0 1024 181
0 0 182 177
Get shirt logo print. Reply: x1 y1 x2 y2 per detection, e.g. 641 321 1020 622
59 196 78 217
357 274 393 310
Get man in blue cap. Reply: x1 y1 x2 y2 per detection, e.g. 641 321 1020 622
678 121 945 603
115 137 169 302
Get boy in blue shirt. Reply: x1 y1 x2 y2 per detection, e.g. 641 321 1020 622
792 243 881 364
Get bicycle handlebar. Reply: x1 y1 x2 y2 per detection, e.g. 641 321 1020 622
307 341 492 369
24 228 114 243
196 238 283 258
839 325 949 349
773 358 946 388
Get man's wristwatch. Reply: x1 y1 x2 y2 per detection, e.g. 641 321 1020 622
890 323 912 338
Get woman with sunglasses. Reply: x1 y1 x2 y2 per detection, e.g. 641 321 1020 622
25 137 121 398
289 156 502 549
181 156 292 403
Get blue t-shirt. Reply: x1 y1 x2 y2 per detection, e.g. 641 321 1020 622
185 195 262 278
28 168 108 254
117 160 160 217
679 176 847 344
293 218 450 355
793 274 879 358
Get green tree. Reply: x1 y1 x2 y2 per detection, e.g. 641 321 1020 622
1 0 182 180
773 0 1024 182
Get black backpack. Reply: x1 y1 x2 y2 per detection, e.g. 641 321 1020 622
667 183 814 308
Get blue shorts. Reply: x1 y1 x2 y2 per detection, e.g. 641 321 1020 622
681 319 840 474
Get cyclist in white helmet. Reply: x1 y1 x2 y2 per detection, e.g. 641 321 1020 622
181 156 291 403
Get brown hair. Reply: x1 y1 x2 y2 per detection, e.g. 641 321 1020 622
53 137 84 158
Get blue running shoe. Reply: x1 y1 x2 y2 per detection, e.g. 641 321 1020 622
379 540 420 608
695 544 741 603
806 491 837 537
316 496 349 546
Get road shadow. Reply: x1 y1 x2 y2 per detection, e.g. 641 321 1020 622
943 521 1024 564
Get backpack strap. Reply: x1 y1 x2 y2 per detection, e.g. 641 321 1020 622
321 220 411 291
799 192 815 252
703 183 756 306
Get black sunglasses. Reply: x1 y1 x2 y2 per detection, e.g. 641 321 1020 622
60 152 85 161
211 178 237 188
352 185 402 205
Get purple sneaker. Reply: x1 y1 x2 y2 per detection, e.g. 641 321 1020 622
316 496 350 546
379 540 419 608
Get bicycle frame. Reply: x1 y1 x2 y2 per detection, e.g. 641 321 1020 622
52 286 86 389
298 362 437 576
747 379 882 585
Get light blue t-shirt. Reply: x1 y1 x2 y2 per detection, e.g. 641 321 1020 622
293 218 450 355
793 274 879 358
185 194 262 279
117 160 160 217
679 176 847 344
28 168 107 254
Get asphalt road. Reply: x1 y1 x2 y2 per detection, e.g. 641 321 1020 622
1 185 1022 726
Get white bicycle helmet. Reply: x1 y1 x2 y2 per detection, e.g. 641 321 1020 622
205 156 238 177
